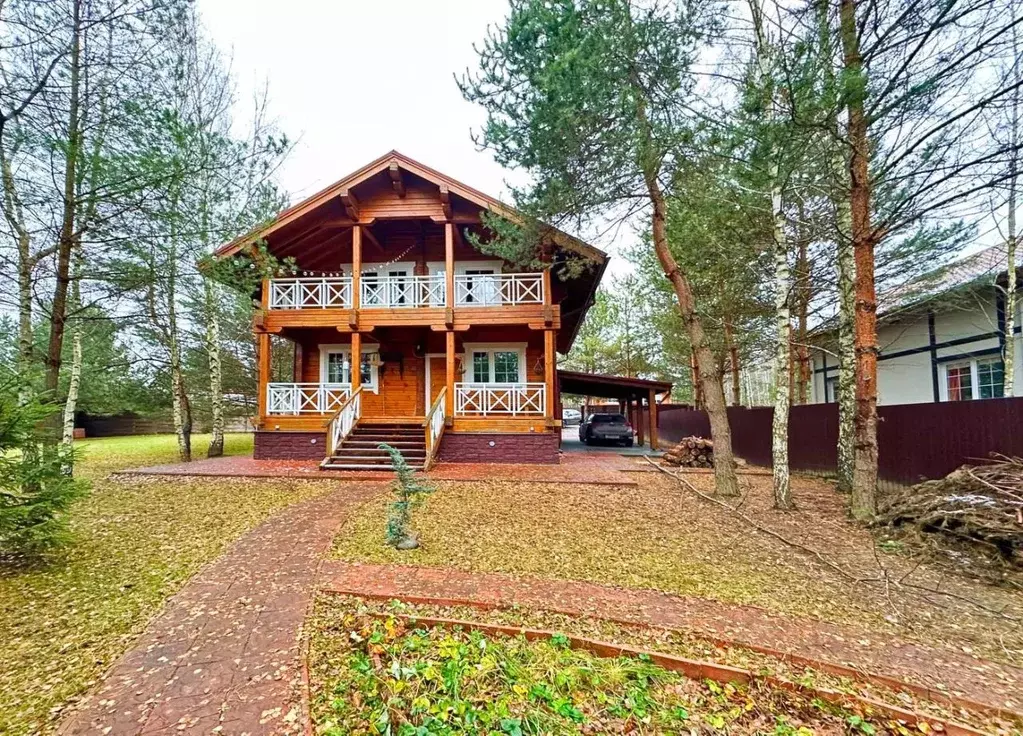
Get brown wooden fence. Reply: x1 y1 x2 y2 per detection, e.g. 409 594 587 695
643 398 1023 487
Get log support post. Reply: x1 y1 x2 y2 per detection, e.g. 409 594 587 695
257 332 270 424
648 389 659 451
351 331 362 392
635 396 645 447
445 330 456 426
445 222 455 317
350 224 362 329
545 328 556 425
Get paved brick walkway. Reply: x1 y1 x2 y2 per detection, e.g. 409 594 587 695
115 453 648 485
320 561 1023 714
58 484 384 736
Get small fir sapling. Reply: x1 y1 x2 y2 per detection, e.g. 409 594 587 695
379 443 434 549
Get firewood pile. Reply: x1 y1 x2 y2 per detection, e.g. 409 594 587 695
662 436 715 468
878 454 1023 566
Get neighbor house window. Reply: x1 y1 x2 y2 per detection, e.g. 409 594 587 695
465 344 525 383
977 359 1005 399
941 357 1003 401
824 375 838 403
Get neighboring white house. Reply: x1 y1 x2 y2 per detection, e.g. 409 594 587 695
810 244 1023 405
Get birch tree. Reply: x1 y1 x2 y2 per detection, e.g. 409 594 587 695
748 0 794 509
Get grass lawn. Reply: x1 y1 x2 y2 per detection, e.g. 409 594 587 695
0 433 336 735
309 595 888 736
332 473 1023 665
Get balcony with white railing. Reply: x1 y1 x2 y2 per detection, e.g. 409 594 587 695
360 274 446 308
269 277 352 310
453 272 544 307
266 383 351 415
454 382 546 416
264 270 547 322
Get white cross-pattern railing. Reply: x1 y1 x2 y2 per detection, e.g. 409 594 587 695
454 273 544 307
423 386 447 470
268 277 352 310
266 383 351 415
360 274 446 308
454 382 546 416
326 387 363 456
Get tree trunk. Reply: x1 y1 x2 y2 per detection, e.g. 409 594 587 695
724 319 741 406
793 217 811 405
645 173 739 496
770 184 792 509
60 249 84 455
2 124 35 381
1004 26 1019 398
840 0 878 519
749 0 791 508
166 237 191 462
43 0 83 426
204 277 225 457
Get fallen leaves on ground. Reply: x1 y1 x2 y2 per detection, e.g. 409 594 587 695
330 596 1020 734
308 594 892 735
331 473 1023 665
0 433 334 736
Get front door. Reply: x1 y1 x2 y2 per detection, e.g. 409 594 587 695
427 356 447 409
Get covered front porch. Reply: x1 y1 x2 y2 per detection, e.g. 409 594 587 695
253 324 560 467
256 325 556 430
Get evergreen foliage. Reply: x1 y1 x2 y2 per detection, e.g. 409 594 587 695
0 376 87 556
380 443 435 548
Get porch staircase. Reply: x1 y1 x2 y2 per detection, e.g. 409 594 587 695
321 421 427 471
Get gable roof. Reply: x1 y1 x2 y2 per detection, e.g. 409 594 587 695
215 149 607 264
879 242 1023 320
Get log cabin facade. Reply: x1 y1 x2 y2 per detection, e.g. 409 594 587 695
216 151 607 469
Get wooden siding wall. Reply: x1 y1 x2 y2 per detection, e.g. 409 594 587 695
288 325 547 419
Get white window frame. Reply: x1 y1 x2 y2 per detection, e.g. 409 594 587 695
319 343 380 393
342 261 417 278
462 343 527 384
427 260 505 278
938 356 1004 401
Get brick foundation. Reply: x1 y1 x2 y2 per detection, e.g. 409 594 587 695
254 431 327 460
437 432 560 464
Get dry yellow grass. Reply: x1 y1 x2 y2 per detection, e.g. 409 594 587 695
332 472 1023 665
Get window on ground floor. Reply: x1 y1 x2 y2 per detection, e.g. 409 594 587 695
464 344 526 384
321 346 378 392
940 356 1003 401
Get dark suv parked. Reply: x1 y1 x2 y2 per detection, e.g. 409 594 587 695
579 413 634 447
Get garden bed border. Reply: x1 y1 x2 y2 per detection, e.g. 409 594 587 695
315 588 1021 727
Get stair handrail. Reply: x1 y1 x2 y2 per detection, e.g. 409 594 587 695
422 387 447 470
325 386 364 457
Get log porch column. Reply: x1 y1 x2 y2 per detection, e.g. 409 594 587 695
256 279 271 424
257 331 270 423
351 331 362 392
544 328 556 423
445 330 456 424
444 222 455 310
351 224 362 315
648 389 659 451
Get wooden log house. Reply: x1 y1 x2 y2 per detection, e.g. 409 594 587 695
215 151 608 469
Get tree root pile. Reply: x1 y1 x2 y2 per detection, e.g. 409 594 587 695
662 436 715 468
878 455 1023 570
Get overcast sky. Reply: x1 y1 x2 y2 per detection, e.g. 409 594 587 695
198 1 523 208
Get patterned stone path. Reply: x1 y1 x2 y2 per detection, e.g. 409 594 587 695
320 561 1023 714
115 453 645 485
58 483 384 736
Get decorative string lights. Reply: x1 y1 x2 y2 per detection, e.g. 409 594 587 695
299 242 420 277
